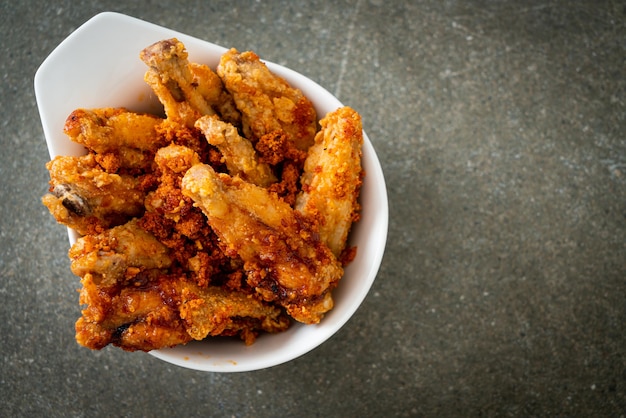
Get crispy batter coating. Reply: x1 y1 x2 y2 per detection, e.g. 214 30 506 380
154 119 218 168
217 48 318 150
72 218 289 351
76 273 192 351
182 163 343 324
256 130 307 205
42 153 146 236
191 63 242 128
296 107 364 258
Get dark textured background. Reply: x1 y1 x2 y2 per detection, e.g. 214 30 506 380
1 1 624 416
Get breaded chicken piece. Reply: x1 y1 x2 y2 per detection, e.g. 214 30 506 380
63 107 166 171
42 153 146 236
195 115 277 187
295 107 364 258
182 163 343 324
76 273 289 351
76 273 192 351
140 38 240 128
68 219 173 287
217 48 318 150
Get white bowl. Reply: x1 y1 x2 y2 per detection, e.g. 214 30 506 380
35 12 388 372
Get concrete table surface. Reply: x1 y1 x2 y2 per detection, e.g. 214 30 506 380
1 1 624 416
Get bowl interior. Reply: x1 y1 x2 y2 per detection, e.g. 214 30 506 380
35 12 388 372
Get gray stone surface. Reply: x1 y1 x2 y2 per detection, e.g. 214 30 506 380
1 0 624 416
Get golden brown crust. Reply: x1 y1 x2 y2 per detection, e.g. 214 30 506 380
76 273 288 351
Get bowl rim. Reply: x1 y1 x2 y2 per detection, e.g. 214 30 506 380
35 11 388 372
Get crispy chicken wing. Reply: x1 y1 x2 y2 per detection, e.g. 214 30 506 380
295 107 364 258
217 48 318 150
76 273 192 351
68 218 173 287
42 153 146 236
63 107 166 172
140 38 240 128
182 163 343 324
195 115 277 187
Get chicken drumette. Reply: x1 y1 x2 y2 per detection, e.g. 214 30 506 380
182 163 343 324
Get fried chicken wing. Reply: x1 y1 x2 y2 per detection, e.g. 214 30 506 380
63 107 166 172
75 273 191 351
68 218 173 287
42 153 146 235
195 115 277 187
217 48 318 150
295 107 364 258
140 38 240 128
177 283 290 341
76 273 289 351
182 163 343 324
